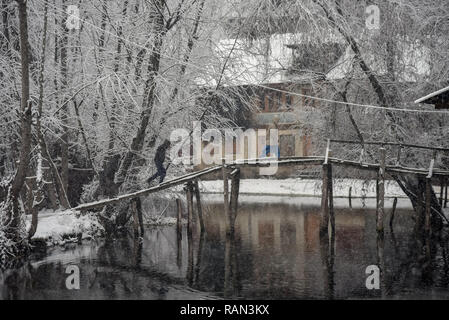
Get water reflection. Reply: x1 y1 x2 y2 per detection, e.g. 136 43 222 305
319 231 335 299
1 197 449 299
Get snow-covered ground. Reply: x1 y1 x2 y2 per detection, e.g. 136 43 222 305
26 209 178 246
200 193 413 209
26 209 104 246
196 178 407 198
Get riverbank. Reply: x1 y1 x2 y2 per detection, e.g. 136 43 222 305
27 209 178 245
27 210 104 246
196 178 408 198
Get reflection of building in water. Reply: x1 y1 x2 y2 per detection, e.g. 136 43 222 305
202 202 367 298
0 199 422 299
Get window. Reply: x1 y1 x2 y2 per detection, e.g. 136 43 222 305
260 89 293 112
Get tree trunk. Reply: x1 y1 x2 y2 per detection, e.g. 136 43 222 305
104 0 167 193
59 0 70 208
6 0 32 241
147 0 206 149
29 1 49 238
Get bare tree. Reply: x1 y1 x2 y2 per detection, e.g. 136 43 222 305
2 0 32 244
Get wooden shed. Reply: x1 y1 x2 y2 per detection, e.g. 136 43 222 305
415 85 449 109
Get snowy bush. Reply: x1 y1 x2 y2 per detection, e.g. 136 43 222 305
0 199 28 268
80 179 100 204
31 210 105 246
0 228 16 267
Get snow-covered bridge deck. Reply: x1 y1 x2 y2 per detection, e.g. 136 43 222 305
74 155 449 213
72 145 449 266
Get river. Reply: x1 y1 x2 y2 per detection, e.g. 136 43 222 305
1 195 448 300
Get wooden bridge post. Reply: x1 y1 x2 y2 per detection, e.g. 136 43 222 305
425 177 432 261
425 158 435 261
186 182 194 235
444 178 449 208
320 140 330 237
222 159 230 233
176 198 183 237
320 164 329 237
130 198 144 238
376 148 386 236
131 200 140 238
185 185 194 285
187 227 194 286
375 148 386 295
327 161 335 238
193 179 205 233
440 177 444 208
176 199 183 269
194 230 206 284
229 168 241 232
348 186 352 209
376 177 379 212
389 197 398 230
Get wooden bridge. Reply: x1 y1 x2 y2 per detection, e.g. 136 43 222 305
74 140 449 245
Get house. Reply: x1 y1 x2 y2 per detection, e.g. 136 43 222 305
193 81 315 178
414 86 449 109
195 31 432 177
193 33 321 177
243 81 314 159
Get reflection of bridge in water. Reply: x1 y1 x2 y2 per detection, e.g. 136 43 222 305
73 142 449 298
1 198 444 299
76 147 449 240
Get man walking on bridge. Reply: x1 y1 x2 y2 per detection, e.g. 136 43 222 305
147 139 171 185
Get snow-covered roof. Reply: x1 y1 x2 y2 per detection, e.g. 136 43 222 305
208 33 298 87
326 40 431 82
202 32 431 89
201 31 343 88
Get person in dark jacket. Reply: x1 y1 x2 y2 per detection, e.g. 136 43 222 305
147 139 171 185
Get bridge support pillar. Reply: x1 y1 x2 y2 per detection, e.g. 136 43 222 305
176 198 183 237
131 198 144 238
440 177 444 208
425 177 432 261
320 164 329 237
445 177 448 208
222 160 230 234
176 198 183 269
376 148 386 236
193 179 205 232
229 168 240 233
185 182 194 235
185 182 194 285
328 164 335 239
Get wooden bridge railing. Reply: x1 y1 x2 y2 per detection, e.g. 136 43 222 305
74 165 222 212
74 155 449 213
70 141 449 285
72 147 449 275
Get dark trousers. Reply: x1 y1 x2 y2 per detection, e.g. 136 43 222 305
147 162 167 184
